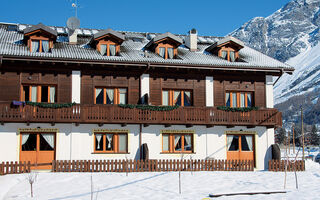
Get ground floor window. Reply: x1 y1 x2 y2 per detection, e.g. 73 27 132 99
227 135 253 152
94 133 128 153
226 134 255 163
162 133 193 153
21 133 55 151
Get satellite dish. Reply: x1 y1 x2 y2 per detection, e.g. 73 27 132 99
67 17 80 30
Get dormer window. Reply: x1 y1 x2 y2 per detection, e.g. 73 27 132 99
91 28 125 56
23 23 57 53
99 43 117 56
145 32 182 60
220 49 236 62
31 40 50 53
158 46 174 59
205 36 244 62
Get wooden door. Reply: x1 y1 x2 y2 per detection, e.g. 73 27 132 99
20 132 56 169
227 134 254 162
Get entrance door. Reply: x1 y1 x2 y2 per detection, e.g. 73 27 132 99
227 134 254 162
20 132 56 169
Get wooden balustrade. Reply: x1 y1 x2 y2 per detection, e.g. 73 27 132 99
0 102 282 127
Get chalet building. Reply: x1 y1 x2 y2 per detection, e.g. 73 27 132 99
0 23 294 170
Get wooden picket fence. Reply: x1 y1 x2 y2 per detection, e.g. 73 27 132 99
0 159 254 175
268 160 305 172
52 159 254 173
0 161 32 175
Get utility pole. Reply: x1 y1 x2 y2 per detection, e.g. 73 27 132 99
288 129 291 154
301 106 305 161
292 124 295 154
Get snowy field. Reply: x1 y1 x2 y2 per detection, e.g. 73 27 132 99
0 160 319 200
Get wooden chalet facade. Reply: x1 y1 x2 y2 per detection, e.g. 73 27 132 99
0 23 293 170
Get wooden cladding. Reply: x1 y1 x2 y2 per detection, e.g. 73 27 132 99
0 103 282 127
150 75 205 106
214 74 265 107
81 74 139 105
0 71 71 103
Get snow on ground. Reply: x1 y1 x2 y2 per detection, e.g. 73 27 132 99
0 160 320 200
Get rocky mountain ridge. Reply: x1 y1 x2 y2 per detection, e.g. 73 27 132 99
230 0 320 126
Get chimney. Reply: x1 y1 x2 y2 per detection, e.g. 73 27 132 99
68 29 78 44
185 28 197 51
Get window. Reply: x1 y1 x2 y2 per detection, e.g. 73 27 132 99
95 88 127 105
225 92 253 108
227 135 253 152
99 42 118 56
157 44 176 59
94 133 128 153
21 85 56 103
162 133 193 153
21 133 55 151
162 90 192 106
220 49 236 62
31 40 50 53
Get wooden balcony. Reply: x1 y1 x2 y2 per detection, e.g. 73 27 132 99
0 103 282 127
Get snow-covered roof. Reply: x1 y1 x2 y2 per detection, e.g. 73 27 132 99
93 28 125 41
0 22 293 72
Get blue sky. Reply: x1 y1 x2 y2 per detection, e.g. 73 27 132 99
0 0 290 36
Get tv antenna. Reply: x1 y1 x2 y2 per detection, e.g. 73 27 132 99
72 0 78 18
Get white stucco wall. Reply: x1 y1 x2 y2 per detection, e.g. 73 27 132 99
140 74 149 100
205 76 214 107
0 123 271 170
72 71 81 103
266 75 274 108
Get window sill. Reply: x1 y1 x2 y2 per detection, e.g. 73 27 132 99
160 152 195 154
92 152 130 154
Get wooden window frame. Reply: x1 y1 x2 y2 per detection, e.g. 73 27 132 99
226 134 254 152
20 132 56 152
93 132 128 154
225 91 253 108
28 35 51 53
161 89 193 106
94 87 127 105
97 40 120 56
162 133 193 153
156 43 177 59
20 85 56 103
218 47 238 62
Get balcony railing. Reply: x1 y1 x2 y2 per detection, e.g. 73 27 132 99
0 102 282 127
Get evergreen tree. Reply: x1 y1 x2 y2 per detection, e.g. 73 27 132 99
275 127 286 145
310 125 320 146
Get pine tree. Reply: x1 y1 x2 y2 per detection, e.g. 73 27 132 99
275 127 286 144
310 125 320 146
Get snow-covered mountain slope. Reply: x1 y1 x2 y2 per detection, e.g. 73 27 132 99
274 41 320 104
230 0 320 125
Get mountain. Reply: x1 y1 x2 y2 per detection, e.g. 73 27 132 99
230 0 320 126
